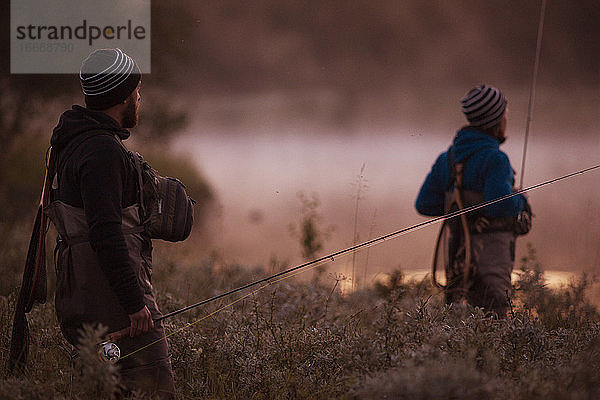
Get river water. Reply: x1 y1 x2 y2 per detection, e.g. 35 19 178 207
175 124 599 287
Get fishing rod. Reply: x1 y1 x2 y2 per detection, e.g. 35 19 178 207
158 163 599 323
98 163 600 363
520 0 547 189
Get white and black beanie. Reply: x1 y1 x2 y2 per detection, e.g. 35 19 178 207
460 85 507 129
80 48 141 110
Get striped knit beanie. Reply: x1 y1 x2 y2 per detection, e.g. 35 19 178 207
460 85 507 129
80 48 141 110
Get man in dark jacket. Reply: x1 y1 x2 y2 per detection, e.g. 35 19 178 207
47 49 175 398
416 85 531 317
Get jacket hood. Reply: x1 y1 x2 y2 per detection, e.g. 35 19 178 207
50 105 130 150
451 128 499 162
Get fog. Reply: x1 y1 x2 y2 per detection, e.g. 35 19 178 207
174 86 599 284
5 0 597 286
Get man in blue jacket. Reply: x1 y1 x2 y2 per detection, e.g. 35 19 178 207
416 85 531 317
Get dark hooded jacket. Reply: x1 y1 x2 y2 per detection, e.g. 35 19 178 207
416 128 528 218
49 105 145 316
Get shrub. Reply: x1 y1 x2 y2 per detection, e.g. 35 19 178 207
1 246 599 399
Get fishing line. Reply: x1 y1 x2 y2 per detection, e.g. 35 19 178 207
520 0 547 189
120 253 333 360
116 163 600 361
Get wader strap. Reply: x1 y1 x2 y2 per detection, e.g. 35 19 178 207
451 158 473 289
447 147 457 190
60 225 147 246
111 136 147 223
130 152 147 218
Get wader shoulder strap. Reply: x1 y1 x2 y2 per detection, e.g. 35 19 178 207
447 146 458 190
447 146 480 191
130 151 147 219
448 147 472 289
111 137 149 226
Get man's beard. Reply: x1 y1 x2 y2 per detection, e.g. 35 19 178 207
121 100 138 129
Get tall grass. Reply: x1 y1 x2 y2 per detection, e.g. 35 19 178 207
2 249 599 399
350 163 368 291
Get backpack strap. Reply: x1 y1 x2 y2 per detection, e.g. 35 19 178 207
434 146 483 295
451 147 474 283
104 135 152 228
129 151 147 219
447 146 457 191
446 146 484 192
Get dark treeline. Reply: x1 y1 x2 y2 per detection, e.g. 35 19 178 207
175 0 599 93
2 1 598 94
3 0 597 137
149 1 598 131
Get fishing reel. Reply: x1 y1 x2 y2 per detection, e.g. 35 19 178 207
97 341 121 363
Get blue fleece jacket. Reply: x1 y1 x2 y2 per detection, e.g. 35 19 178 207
415 129 527 218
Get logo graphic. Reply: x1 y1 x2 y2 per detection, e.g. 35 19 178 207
11 0 151 74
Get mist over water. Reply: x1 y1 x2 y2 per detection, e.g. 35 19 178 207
175 109 600 283
149 0 600 285
165 0 600 280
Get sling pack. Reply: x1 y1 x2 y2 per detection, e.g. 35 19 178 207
53 131 194 242
130 152 195 242
101 133 194 242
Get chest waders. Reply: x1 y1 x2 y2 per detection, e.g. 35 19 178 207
49 133 176 394
50 134 163 335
